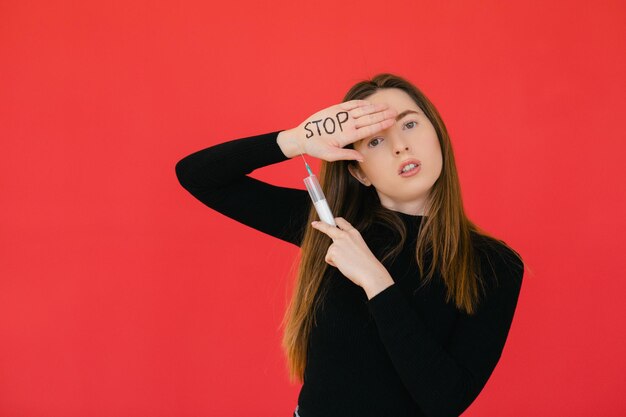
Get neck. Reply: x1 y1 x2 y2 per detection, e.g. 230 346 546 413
377 193 429 216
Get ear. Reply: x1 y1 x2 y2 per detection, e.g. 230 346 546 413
348 163 372 187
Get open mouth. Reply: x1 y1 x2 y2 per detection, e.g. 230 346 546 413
398 159 421 175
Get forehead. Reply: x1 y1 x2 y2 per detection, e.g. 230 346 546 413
366 88 419 111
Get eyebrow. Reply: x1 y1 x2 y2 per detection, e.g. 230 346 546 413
396 109 420 121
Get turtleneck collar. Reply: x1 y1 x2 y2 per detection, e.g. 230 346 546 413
374 206 425 237
394 210 425 220
381 206 425 221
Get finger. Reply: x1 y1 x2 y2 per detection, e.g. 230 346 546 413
324 148 364 162
354 118 395 141
350 103 395 120
339 100 372 111
334 217 355 232
324 252 336 267
353 108 397 129
311 220 343 240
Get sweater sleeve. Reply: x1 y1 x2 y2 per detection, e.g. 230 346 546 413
175 130 311 247
367 243 524 417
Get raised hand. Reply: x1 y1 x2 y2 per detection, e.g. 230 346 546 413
277 100 397 162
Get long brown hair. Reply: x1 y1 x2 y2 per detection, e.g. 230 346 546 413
280 73 524 383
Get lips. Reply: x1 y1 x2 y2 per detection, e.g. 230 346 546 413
398 159 421 175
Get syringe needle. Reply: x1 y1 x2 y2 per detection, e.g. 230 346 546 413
295 139 314 176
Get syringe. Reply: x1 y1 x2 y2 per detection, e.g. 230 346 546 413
300 154 337 227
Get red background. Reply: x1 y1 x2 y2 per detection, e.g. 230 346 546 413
2 1 625 416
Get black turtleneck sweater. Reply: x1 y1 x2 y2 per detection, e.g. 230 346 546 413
175 130 524 417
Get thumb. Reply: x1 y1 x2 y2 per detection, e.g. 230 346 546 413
330 149 364 162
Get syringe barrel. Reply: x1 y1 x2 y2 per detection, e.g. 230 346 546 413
304 174 336 226
304 175 325 203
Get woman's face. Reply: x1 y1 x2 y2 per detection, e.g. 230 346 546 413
348 88 443 216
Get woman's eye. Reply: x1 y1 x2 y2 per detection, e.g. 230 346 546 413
368 138 383 148
405 121 417 129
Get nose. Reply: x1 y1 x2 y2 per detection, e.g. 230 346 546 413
394 146 409 155
391 136 410 155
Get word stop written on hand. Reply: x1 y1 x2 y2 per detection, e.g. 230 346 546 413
304 112 349 138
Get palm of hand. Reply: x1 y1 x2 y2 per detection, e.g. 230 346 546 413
301 100 397 162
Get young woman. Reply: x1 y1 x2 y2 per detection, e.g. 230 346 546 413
175 73 524 417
